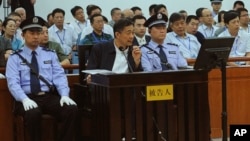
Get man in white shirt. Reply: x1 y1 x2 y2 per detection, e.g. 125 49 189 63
48 8 78 59
236 8 250 33
69 6 88 36
198 8 218 38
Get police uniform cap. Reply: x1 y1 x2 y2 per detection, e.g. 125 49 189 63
20 16 46 31
144 13 168 28
210 0 223 3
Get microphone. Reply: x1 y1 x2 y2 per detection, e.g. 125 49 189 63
119 46 133 73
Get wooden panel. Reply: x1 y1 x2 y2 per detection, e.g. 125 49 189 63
90 70 210 141
209 67 250 138
0 79 14 141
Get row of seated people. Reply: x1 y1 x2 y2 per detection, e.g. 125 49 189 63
1 1 250 69
1 10 250 73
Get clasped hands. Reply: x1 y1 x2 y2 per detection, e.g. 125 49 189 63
22 96 76 111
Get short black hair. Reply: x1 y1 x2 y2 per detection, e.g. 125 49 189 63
102 15 108 23
169 12 185 24
236 7 248 17
90 14 103 24
113 18 133 38
179 10 187 14
186 15 199 24
86 5 102 16
196 7 205 18
131 6 141 13
1 18 16 35
71 6 83 16
47 13 52 21
52 8 65 17
110 7 121 16
233 0 245 9
132 15 146 23
224 10 239 24
149 4 157 14
154 4 166 14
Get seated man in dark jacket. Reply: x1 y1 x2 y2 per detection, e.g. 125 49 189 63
85 18 142 83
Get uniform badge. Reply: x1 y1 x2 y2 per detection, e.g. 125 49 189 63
44 60 52 64
169 51 176 54
147 51 154 54
20 61 26 65
157 13 162 19
33 17 39 24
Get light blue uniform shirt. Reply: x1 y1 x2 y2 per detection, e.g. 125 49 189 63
48 24 78 55
165 32 201 59
6 46 69 102
141 40 187 71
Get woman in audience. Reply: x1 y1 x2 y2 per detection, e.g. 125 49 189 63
214 10 226 36
1 18 23 51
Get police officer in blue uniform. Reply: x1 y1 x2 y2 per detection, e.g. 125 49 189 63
6 16 77 141
141 13 187 71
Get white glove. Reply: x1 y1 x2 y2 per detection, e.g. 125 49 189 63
22 98 38 111
60 96 77 107
0 73 5 79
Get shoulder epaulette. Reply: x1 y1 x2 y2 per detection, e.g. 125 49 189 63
10 49 23 55
42 47 55 52
140 43 149 48
167 43 179 47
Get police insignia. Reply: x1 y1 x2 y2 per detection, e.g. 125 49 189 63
44 60 52 64
33 17 39 23
157 13 162 19
169 51 176 54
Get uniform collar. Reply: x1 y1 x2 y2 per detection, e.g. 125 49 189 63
23 45 43 56
149 40 164 50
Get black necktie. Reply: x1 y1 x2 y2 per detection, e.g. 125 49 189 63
158 45 168 70
30 51 41 94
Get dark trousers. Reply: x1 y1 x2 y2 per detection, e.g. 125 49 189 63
10 0 35 18
14 93 78 141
